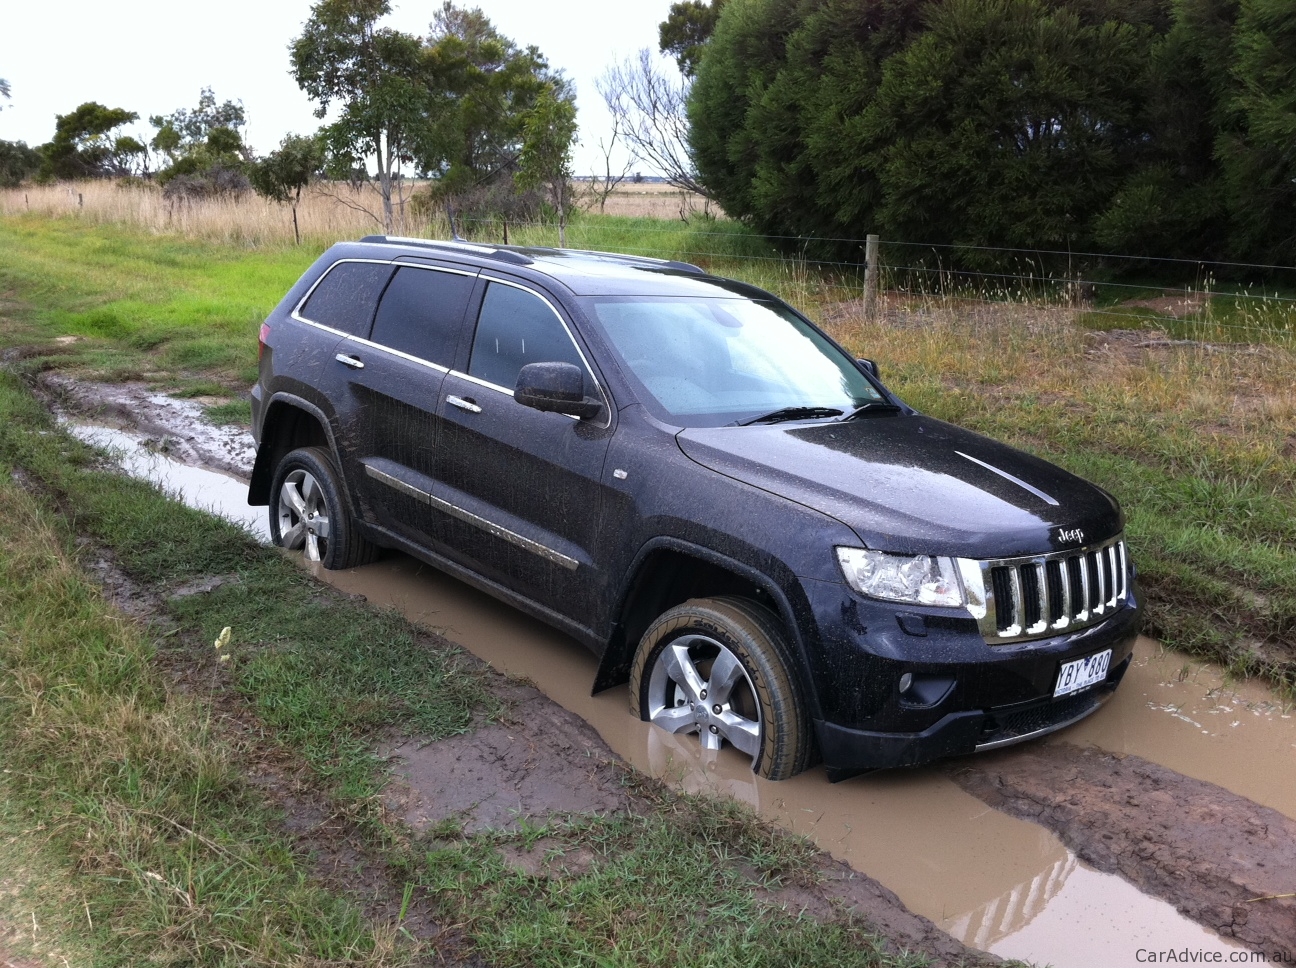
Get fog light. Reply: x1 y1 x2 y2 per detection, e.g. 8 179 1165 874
898 673 958 708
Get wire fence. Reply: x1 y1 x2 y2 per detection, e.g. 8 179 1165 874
452 215 1296 346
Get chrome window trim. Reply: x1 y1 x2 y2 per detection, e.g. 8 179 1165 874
363 464 580 571
341 333 451 375
290 257 396 329
472 274 613 429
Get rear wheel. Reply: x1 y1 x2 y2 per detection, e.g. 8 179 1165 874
269 446 377 569
629 596 812 780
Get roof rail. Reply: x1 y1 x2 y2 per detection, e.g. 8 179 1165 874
357 235 707 275
357 235 533 266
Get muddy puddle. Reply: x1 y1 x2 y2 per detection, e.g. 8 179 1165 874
60 419 270 543
64 410 1292 967
313 554 1262 968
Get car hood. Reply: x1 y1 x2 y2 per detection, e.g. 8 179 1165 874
676 414 1123 559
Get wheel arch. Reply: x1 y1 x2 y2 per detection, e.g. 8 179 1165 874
248 394 338 506
594 538 819 717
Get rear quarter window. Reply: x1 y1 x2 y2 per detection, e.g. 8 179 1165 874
298 261 394 337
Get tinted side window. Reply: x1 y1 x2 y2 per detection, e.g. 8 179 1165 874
370 267 475 367
299 261 394 337
468 283 585 390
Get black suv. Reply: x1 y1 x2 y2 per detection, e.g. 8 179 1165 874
249 237 1141 781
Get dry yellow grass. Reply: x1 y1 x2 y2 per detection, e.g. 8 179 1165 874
578 181 721 219
0 179 719 248
0 179 445 248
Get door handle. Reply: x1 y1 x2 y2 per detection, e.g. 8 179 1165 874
335 353 364 369
446 394 482 414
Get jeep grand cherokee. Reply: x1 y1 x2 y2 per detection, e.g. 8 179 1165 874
248 237 1141 781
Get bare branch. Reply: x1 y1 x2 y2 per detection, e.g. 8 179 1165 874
308 182 386 227
597 49 710 197
583 118 635 213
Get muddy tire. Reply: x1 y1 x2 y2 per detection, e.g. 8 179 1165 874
269 446 377 570
630 596 812 781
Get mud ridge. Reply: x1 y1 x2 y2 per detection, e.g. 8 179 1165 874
947 743 1296 953
35 373 255 479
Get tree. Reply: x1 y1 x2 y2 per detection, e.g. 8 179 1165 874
422 3 573 224
149 87 252 192
250 133 327 244
584 114 634 214
1218 0 1296 262
659 0 728 77
292 0 430 233
599 49 707 196
0 77 10 108
515 84 578 245
690 0 1186 264
0 140 40 187
865 0 1158 255
37 102 142 180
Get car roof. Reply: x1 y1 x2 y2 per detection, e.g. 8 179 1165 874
340 236 774 299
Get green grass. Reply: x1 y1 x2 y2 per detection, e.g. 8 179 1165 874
0 216 317 388
414 807 925 968
0 414 407 965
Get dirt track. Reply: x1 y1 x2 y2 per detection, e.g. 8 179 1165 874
35 372 1296 966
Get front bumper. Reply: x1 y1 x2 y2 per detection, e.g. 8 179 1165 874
799 576 1141 777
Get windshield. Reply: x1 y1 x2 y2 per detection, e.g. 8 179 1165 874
580 295 885 427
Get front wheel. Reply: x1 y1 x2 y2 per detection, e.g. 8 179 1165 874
629 596 813 781
269 446 377 569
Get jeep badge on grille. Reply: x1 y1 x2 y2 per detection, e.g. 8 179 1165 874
1057 528 1085 544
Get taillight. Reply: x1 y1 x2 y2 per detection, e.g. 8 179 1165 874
258 322 271 361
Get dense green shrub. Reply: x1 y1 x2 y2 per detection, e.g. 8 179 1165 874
688 0 1296 268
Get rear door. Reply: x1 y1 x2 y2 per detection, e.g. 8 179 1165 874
432 278 615 621
333 262 480 548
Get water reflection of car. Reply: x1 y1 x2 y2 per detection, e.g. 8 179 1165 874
248 237 1142 781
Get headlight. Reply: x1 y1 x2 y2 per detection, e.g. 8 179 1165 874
836 548 965 608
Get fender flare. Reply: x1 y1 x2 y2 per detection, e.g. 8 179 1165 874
248 393 345 506
593 536 821 720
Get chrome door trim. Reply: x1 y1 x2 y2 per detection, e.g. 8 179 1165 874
363 464 580 571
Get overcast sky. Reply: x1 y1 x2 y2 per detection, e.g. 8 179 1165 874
0 0 679 174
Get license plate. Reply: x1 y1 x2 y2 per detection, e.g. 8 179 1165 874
1053 649 1112 698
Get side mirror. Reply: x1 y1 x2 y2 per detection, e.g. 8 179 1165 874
857 357 880 379
515 362 603 420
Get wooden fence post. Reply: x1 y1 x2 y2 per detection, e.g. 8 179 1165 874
863 233 880 319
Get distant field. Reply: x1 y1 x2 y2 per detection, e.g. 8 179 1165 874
580 180 722 219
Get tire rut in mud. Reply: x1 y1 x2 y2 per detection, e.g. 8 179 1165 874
947 743 1296 953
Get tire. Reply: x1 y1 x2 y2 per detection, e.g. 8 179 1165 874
269 446 378 570
629 596 813 781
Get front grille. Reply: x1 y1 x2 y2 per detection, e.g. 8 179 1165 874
962 536 1129 644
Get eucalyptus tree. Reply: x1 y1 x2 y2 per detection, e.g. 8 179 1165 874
291 0 430 232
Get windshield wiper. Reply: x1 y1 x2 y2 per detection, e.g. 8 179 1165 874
839 401 902 421
736 406 844 426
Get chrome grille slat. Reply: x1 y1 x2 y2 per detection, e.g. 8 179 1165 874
962 535 1130 645
1055 559 1072 629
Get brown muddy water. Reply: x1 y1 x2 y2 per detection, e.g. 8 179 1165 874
68 415 1292 967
